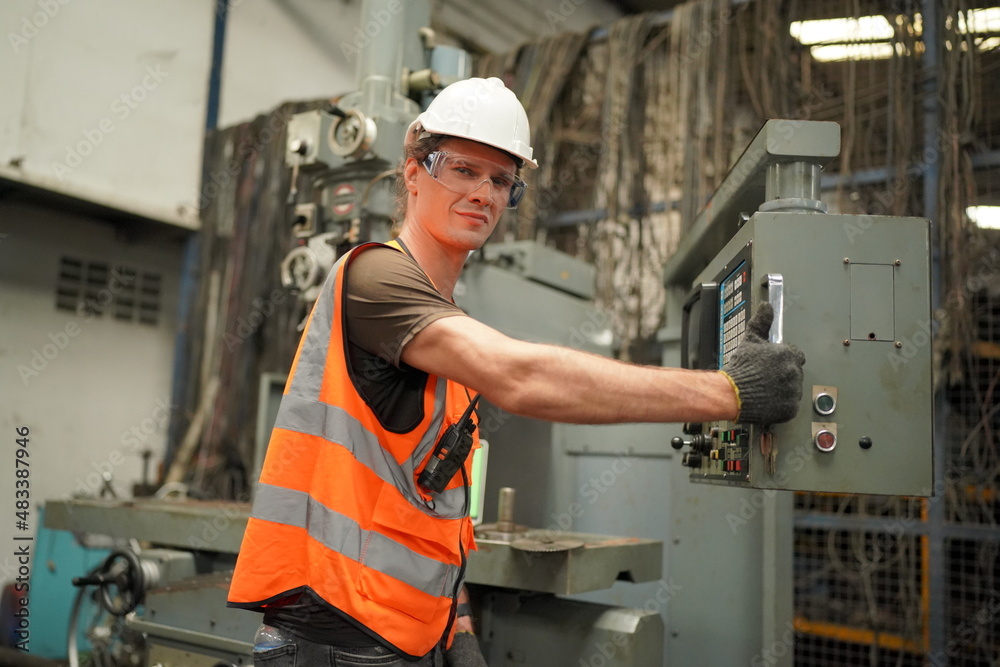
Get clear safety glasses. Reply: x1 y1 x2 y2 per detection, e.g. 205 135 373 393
422 151 527 209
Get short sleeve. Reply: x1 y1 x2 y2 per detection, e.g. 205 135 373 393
343 246 466 367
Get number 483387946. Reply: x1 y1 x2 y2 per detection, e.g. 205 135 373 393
15 427 29 528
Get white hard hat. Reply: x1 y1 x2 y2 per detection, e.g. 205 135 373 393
405 77 537 168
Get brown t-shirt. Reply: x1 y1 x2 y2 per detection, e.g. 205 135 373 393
342 243 466 433
344 243 465 366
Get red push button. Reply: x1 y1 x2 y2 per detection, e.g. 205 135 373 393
814 429 837 452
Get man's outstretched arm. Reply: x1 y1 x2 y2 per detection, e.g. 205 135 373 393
401 303 803 427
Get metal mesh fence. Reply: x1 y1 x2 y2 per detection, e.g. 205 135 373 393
941 537 1000 665
786 1 1000 664
794 520 926 661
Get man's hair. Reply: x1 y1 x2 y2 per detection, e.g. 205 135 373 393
392 134 449 232
391 134 523 234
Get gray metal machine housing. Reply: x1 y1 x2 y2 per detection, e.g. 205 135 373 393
666 120 934 496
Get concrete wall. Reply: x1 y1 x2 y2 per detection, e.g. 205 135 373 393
0 0 361 228
217 0 360 128
0 0 215 228
0 201 183 591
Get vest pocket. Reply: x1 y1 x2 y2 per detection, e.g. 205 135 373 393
357 487 453 623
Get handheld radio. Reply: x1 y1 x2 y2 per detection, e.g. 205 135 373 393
418 395 480 494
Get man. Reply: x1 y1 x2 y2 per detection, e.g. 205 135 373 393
228 77 804 666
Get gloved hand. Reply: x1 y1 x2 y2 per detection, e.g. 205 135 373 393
445 587 487 666
445 632 488 667
720 303 806 426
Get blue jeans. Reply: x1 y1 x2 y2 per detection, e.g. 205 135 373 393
253 636 442 667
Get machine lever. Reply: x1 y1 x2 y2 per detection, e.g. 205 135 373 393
71 573 108 587
762 273 784 344
671 434 713 453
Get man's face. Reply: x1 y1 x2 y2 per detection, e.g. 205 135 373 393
404 137 518 252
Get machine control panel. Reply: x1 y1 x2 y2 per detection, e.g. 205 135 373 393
676 213 933 496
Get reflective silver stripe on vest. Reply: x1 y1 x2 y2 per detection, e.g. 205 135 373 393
272 392 466 518
286 254 346 400
251 483 459 597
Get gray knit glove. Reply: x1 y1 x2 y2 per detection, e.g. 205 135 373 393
720 303 806 426
446 632 488 667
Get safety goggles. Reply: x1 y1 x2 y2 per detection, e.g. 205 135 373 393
422 151 527 209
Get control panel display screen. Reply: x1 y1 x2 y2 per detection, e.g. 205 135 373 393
719 261 749 369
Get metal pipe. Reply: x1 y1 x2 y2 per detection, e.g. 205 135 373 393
496 487 516 532
356 0 411 110
765 161 821 202
205 0 229 132
164 233 200 477
921 0 946 661
793 617 924 655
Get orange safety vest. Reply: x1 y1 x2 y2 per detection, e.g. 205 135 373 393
228 241 478 658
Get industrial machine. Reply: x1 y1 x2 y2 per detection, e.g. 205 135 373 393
39 114 938 667
42 245 667 666
660 119 934 667
280 0 471 302
666 119 933 496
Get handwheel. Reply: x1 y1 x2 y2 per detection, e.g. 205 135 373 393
72 549 145 616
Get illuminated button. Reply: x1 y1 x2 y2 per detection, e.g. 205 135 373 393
813 392 836 416
814 429 837 452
